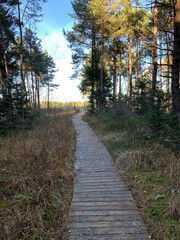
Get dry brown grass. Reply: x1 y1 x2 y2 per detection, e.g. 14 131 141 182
84 112 180 240
0 109 76 240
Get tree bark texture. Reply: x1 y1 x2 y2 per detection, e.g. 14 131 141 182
152 0 158 99
18 1 24 89
128 35 132 98
91 23 95 111
119 52 122 102
100 28 104 111
113 54 117 108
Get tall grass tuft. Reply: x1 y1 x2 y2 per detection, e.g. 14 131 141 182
0 109 76 239
84 111 180 240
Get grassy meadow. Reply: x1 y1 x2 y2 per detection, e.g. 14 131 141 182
84 110 180 240
0 109 76 239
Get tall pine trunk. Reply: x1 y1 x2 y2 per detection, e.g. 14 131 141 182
128 35 132 98
47 78 50 109
119 51 122 103
113 54 117 109
166 33 170 94
159 34 162 90
152 0 158 101
31 69 35 108
135 39 139 91
139 39 143 82
18 0 25 116
91 23 95 111
37 76 40 112
100 28 104 111
18 1 24 90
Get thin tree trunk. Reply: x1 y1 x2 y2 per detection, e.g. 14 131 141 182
128 35 132 98
139 39 143 82
26 72 30 106
126 54 129 96
135 41 138 91
18 1 24 90
166 34 171 111
152 0 158 101
37 76 40 112
100 27 104 111
31 69 35 108
166 33 170 94
100 33 104 111
159 34 162 90
91 23 95 111
34 75 37 111
18 0 26 120
47 79 50 109
113 54 117 108
119 51 122 102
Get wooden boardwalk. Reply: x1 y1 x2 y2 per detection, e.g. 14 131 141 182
68 112 149 240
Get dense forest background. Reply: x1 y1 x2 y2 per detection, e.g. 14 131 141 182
64 0 180 125
0 0 57 129
1 0 179 128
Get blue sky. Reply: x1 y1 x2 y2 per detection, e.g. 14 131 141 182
41 0 73 28
37 0 86 103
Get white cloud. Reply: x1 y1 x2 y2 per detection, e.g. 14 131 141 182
38 22 85 102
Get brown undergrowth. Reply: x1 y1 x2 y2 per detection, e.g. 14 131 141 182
84 111 180 240
0 109 76 239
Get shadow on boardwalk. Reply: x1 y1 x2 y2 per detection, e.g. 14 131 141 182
68 112 150 240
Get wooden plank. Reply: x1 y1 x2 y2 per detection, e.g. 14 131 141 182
69 210 139 216
74 184 126 189
75 179 124 183
71 201 136 211
74 187 127 193
70 205 136 211
71 201 134 207
74 183 126 187
73 192 132 198
75 176 121 180
77 172 119 176
69 214 142 223
74 187 127 192
72 196 134 202
69 234 149 240
69 226 147 236
68 220 145 229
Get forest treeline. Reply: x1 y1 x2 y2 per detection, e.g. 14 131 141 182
64 0 180 123
0 0 57 128
41 101 88 109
